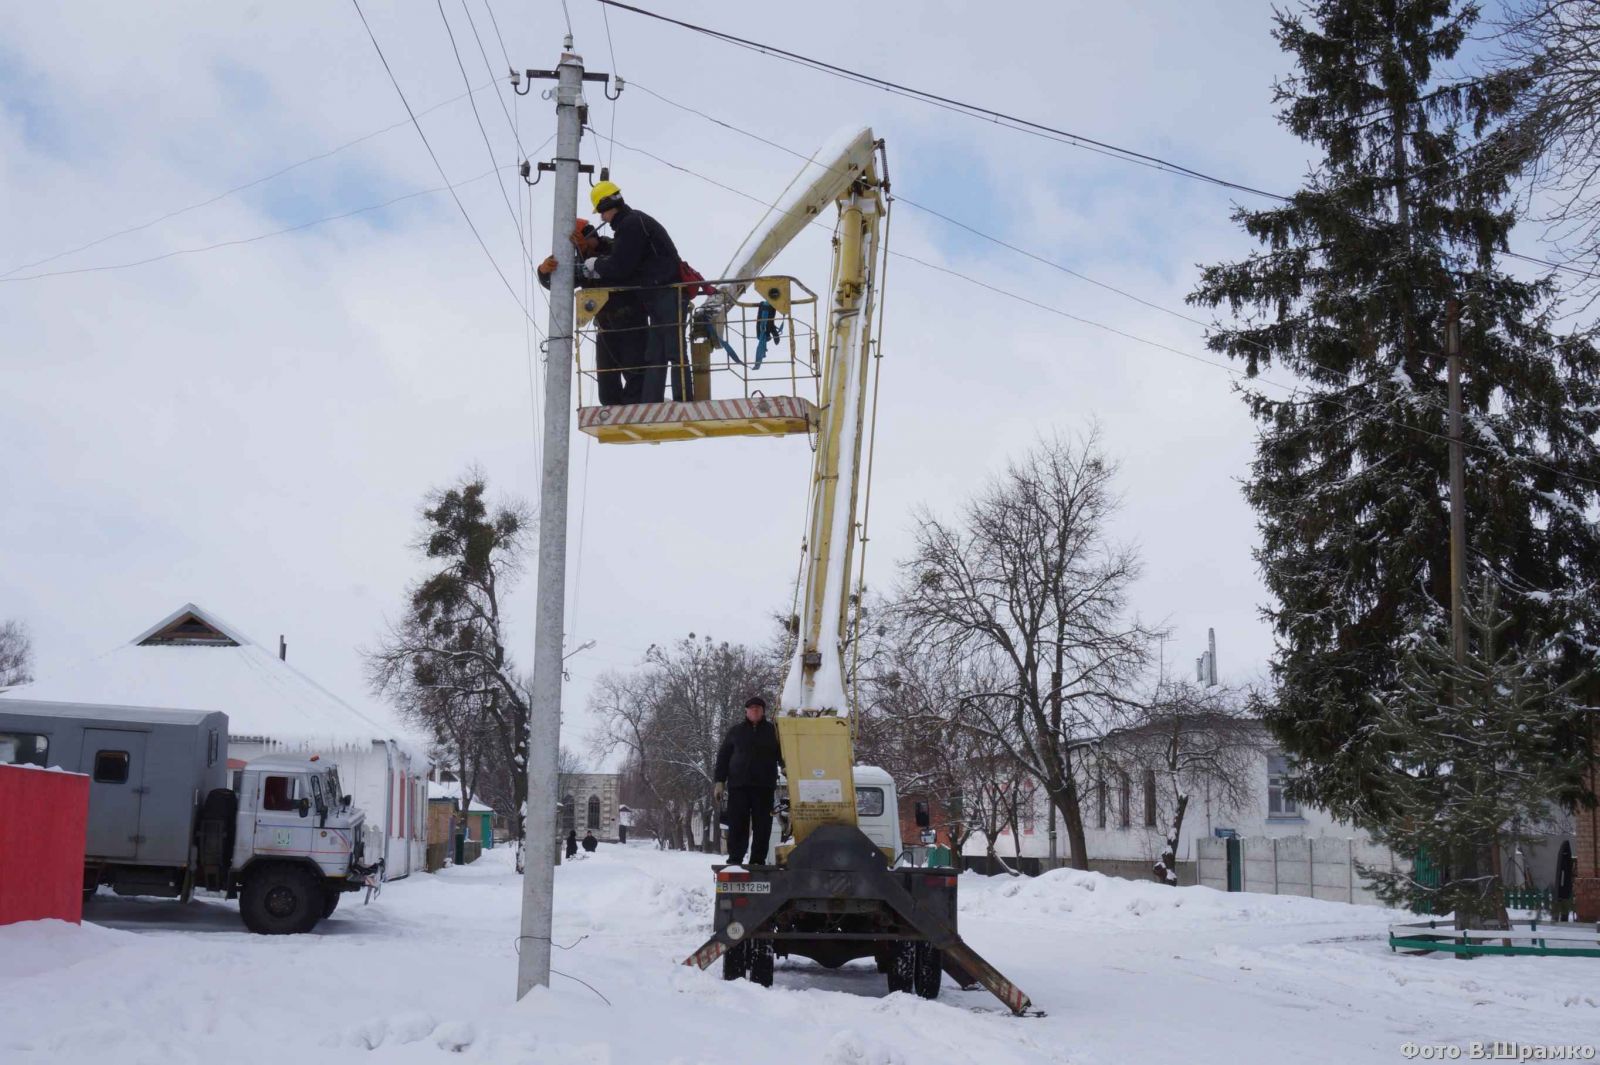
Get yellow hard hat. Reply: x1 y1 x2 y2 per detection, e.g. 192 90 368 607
590 180 622 212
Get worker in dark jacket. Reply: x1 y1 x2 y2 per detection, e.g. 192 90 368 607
583 181 683 404
565 828 578 859
582 830 599 853
541 218 646 405
713 696 784 865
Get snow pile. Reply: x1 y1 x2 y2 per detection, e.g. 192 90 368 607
959 865 1392 928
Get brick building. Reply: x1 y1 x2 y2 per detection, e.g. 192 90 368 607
1577 766 1599 921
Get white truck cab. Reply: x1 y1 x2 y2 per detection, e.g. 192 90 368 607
201 752 378 933
232 754 367 880
773 765 902 863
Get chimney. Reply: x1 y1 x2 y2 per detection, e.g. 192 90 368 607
278 635 287 661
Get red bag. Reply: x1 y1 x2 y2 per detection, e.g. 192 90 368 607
679 260 718 298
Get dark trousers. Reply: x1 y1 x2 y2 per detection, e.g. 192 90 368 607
634 286 682 404
725 785 775 865
594 327 637 406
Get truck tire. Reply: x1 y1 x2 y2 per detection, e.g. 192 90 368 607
322 889 341 919
886 942 915 994
241 865 322 935
722 941 748 981
748 941 775 988
912 942 942 1000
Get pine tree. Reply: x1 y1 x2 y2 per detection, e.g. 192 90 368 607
1189 0 1600 828
1362 579 1587 923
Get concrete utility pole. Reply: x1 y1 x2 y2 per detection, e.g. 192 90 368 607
1446 298 1467 667
516 46 585 1002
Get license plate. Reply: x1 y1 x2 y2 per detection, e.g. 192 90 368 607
716 881 771 894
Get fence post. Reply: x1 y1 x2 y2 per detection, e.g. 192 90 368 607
1347 838 1355 904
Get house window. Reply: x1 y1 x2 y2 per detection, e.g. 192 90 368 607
93 750 130 783
1117 772 1131 829
1096 774 1107 829
0 732 49 767
1143 769 1157 828
1268 753 1299 818
562 794 576 835
587 795 601 829
1022 787 1036 835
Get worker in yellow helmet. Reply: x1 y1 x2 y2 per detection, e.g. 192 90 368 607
582 180 685 403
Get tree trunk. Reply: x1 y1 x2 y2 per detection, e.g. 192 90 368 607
1154 792 1187 886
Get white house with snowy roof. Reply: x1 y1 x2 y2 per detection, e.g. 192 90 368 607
2 603 431 879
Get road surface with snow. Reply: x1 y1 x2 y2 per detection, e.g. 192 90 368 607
3 844 1596 1064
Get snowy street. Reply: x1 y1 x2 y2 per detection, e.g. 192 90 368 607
3 844 1595 1065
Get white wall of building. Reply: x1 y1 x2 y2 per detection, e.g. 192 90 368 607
961 742 1396 879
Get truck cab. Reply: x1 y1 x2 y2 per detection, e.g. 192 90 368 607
207 753 376 933
773 765 902 864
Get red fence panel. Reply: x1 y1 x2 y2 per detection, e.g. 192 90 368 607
0 765 90 925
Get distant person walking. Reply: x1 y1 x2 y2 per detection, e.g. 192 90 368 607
565 829 578 859
582 830 599 854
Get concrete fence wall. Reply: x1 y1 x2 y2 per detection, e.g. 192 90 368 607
1196 835 1397 905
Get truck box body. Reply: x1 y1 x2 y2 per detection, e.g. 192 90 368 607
0 700 226 868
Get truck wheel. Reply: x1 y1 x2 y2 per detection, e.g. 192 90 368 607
241 865 321 935
912 942 942 1000
322 890 341 919
748 941 774 988
722 940 748 981
886 942 915 994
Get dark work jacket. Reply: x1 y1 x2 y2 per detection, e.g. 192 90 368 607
540 236 642 331
714 717 783 789
591 204 680 288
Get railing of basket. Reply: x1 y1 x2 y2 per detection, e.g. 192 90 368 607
571 274 822 409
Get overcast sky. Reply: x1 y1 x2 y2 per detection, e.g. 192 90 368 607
1 0 1342 762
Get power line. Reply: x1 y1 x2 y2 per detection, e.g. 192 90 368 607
600 1 1600 286
437 0 539 271
350 0 541 331
1 79 496 279
599 0 621 171
585 126 1600 492
0 167 507 282
596 0 1287 201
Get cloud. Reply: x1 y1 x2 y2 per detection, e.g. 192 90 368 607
1 0 1300 752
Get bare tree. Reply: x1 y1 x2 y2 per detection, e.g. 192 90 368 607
1101 683 1266 885
590 635 778 852
0 619 33 690
897 431 1162 870
366 473 536 870
1503 2 1600 292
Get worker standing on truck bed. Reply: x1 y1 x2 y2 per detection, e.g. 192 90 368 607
713 696 783 866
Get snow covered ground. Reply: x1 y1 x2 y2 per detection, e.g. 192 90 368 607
3 844 1596 1064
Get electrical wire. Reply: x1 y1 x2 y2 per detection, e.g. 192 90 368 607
350 0 542 331
600 0 621 171
600 1 1598 285
0 79 496 279
438 0 539 273
584 126 1600 492
0 166 508 282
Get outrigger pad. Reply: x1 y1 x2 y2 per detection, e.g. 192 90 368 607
683 824 1034 1016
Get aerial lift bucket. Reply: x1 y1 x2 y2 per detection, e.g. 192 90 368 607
573 276 821 445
